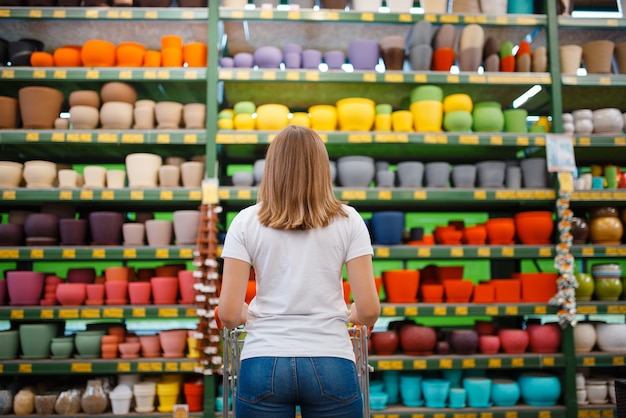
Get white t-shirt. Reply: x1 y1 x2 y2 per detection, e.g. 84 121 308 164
221 203 373 362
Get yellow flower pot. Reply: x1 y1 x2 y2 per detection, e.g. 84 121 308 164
308 105 337 131
410 101 443 132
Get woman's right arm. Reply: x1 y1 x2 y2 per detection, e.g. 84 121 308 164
346 254 380 327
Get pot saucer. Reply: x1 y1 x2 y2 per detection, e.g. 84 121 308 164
589 399 609 405
75 354 98 359
577 400 589 405
135 407 156 413
20 354 47 359
50 354 72 359
449 403 466 409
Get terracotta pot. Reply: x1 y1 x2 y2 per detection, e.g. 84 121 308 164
0 96 18 128
125 153 162 188
89 211 125 245
559 44 582 74
582 40 615 74
449 329 479 354
104 266 131 282
178 270 197 304
81 39 116 67
56 283 87 306
514 211 553 244
498 328 529 354
139 335 161 357
485 217 515 244
399 324 437 355
151 277 178 304
59 218 87 245
86 283 105 303
18 86 64 129
370 330 399 355
105 280 128 304
180 161 204 187
155 101 183 129
100 82 137 104
517 272 558 303
527 323 561 353
6 270 45 305
183 103 206 129
478 335 501 354
159 329 187 357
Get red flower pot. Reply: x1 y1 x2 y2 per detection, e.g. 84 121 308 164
159 329 187 358
151 277 178 305
6 271 45 305
492 278 521 302
431 47 455 71
399 324 437 355
178 270 197 304
443 280 474 303
128 282 152 305
183 382 204 412
514 211 554 245
485 218 516 245
55 283 87 306
104 281 128 304
67 267 96 284
478 335 501 354
139 334 161 357
527 323 561 353
474 320 496 336
86 284 105 303
370 330 399 355
515 272 558 302
498 328 529 354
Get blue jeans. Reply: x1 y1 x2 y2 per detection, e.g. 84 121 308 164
235 357 363 418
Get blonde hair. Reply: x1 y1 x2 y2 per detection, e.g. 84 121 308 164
257 125 347 230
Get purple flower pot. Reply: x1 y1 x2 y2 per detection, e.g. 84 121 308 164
233 52 254 68
59 218 88 245
324 50 345 70
348 39 380 70
67 267 96 284
253 46 283 68
0 223 23 246
88 211 125 245
23 213 58 239
302 49 322 69
283 43 302 55
6 270 45 306
284 52 301 68
219 57 234 68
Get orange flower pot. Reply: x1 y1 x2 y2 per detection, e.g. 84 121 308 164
161 47 183 67
183 42 208 67
443 279 474 303
245 280 256 303
53 45 82 67
116 42 146 67
500 55 515 72
30 51 54 67
514 272 558 302
81 39 116 67
431 47 455 71
472 283 494 303
485 218 515 245
161 34 183 50
144 50 162 67
436 266 464 281
491 278 521 302
514 211 554 245
382 269 419 303
463 224 487 245
420 283 444 303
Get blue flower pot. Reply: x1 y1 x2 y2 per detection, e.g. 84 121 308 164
371 211 405 245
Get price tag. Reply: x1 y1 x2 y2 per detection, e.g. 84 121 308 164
459 135 479 145
30 249 43 258
10 309 24 319
488 358 502 368
40 309 54 319
92 249 105 258
414 190 427 200
155 248 169 258
543 357 555 366
80 190 94 200
477 248 490 257
137 362 151 372
577 305 597 314
59 309 79 319
62 249 76 259
19 364 32 373
2 190 16 200
434 306 447 316
417 248 431 257
534 306 547 314
485 306 499 315
236 189 251 199
613 357 625 366
183 134 198 144
101 190 114 200
539 247 552 257
160 190 173 200
455 306 468 316
29 9 42 17
405 307 418 316
501 247 515 257
130 190 144 200
180 362 196 372
119 70 132 79
179 248 193 258
158 308 178 318
103 308 123 318
150 362 163 372
378 190 392 200
0 249 18 258
450 248 464 257
132 308 146 317
157 133 171 144
439 359 453 368
505 412 518 418
81 309 100 319
117 362 131 372
381 306 396 316
413 359 427 369
375 247 390 258
505 306 518 315
71 363 92 373
384 73 403 83
86 70 99 79
341 190 367 200
462 358 475 368
347 134 372 143
377 360 403 370
189 190 202 200
123 248 137 258
165 362 179 372
511 358 524 367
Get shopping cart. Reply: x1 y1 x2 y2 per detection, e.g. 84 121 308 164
220 324 372 418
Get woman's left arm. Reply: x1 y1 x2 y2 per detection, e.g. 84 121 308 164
218 257 251 329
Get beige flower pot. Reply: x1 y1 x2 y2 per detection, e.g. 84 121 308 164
559 44 582 74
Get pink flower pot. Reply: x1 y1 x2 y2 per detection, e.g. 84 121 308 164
67 267 96 284
55 283 87 306
128 282 152 305
6 271 45 306
177 270 197 304
86 284 105 303
478 335 501 354
105 281 128 305
527 323 561 353
159 329 188 358
498 329 529 354
139 334 161 357
151 277 178 305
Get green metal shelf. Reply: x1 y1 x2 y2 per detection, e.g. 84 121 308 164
370 353 564 371
372 245 556 260
0 187 202 204
570 190 626 203
365 405 566 418
379 303 559 318
572 134 626 148
0 5 208 19
1 67 207 82
0 357 199 375
0 245 195 261
0 129 206 145
577 302 626 315
218 8 547 25
219 69 552 85
558 15 626 29
575 352 626 368
0 304 197 321
561 74 626 88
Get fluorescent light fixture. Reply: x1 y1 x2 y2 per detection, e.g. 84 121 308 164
512 84 542 108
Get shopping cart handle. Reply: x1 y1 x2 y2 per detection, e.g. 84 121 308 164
214 306 223 330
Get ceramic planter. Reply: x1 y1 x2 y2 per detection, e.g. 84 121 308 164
0 224 23 246
479 0 507 14
371 211 405 244
451 164 476 188
133 381 157 412
159 165 180 187
89 211 125 245
145 219 173 246
420 0 447 12
348 40 380 70
183 103 206 129
336 156 375 187
0 330 19 359
23 160 57 188
582 40 615 74
180 161 204 187
383 269 419 303
0 96 18 128
151 276 178 304
19 323 58 358
83 165 107 188
172 210 200 245
55 283 87 306
514 210 553 244
100 101 133 129
424 162 450 187
23 213 58 239
125 153 162 188
69 105 99 129
399 324 437 355
123 223 145 245
253 46 283 68
105 280 128 304
472 101 504 132
155 101 183 129
159 329 188 357
559 44 582 74
81 39 116 67
139 335 161 358
498 328 529 354
178 270 197 304
476 160 506 188
370 330 399 355
527 323 561 353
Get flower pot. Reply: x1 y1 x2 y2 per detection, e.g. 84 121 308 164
178 270 197 304
256 104 290 130
151 277 179 304
336 156 375 187
520 157 548 188
399 323 436 355
451 164 476 188
472 101 504 132
498 328 529 354
23 213 58 239
133 381 157 412
463 377 491 408
155 101 183 129
67 268 96 284
83 165 107 188
479 0 507 13
159 329 188 358
308 105 337 130
5 270 45 306
371 211 405 244
559 44 582 74
81 39 116 67
180 161 204 187
18 86 64 129
86 283 105 304
582 40 615 74
57 169 78 188
478 335 500 354
615 41 626 74
100 101 134 129
514 211 553 244
596 323 626 352
527 323 561 353
139 335 161 358
0 96 18 128
323 50 345 70
172 210 200 245
134 100 156 129
449 329 479 354
347 40 380 70
518 373 561 406
56 283 87 306
116 42 146 67
410 100 443 132
89 211 125 245
400 374 423 406
19 323 58 358
22 160 57 188
408 44 433 71
183 103 206 129
383 269 419 303
101 81 137 104
420 0 447 13
0 224 23 246
370 330 399 355
125 153 162 188
183 382 204 412
105 281 128 304
476 160 506 188
145 219 173 246
491 379 520 407
53 45 82 66
0 330 19 359
109 385 133 415
574 273 594 301
69 105 99 129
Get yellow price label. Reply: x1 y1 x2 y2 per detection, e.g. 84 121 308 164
375 247 390 258
103 308 124 318
19 364 32 373
377 360 404 370
59 309 79 319
137 363 151 372
59 191 73 201
0 249 19 258
130 190 144 200
62 248 76 258
450 248 464 257
158 308 178 317
30 248 44 258
413 359 427 369
462 358 475 368
505 306 518 315
417 248 431 257
165 362 179 372
439 359 453 368
10 309 24 319
117 362 131 372
485 306 499 315
80 190 94 200
71 363 92 373
179 248 193 258
511 358 524 367
381 306 396 316
101 190 114 200
132 308 146 317
81 309 100 319
534 306 547 314
123 248 137 258
405 307 418 316
378 190 392 200
151 362 163 372
92 248 105 258
40 309 54 319
488 358 502 368
543 357 555 366
614 357 625 366
455 306 468 316
434 306 447 316
505 412 518 418
155 248 169 258
501 247 515 257
477 247 491 257
160 190 173 200
2 190 16 200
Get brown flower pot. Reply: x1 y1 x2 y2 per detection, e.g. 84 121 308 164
0 96 18 128
582 40 615 74
18 86 64 129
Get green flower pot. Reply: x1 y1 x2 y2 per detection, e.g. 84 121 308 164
0 330 19 359
574 273 594 301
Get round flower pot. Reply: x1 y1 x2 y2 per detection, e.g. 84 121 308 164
5 270 45 306
68 90 100 108
518 373 561 406
128 282 152 305
574 273 594 301
399 324 437 355
89 211 125 245
101 82 137 104
491 379 521 407
178 270 197 304
336 155 375 187
472 101 504 132
478 335 501 354
151 277 179 304
527 323 561 353
370 330 399 355
145 219 173 246
0 223 24 246
0 96 18 128
23 213 58 240
69 105 99 129
573 321 596 353
100 101 134 129
371 211 405 245
139 335 161 358
159 329 188 358
514 211 553 244
155 101 184 129
449 329 479 354
55 283 87 306
19 323 58 358
498 328 529 354
81 39 116 67
22 160 57 188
